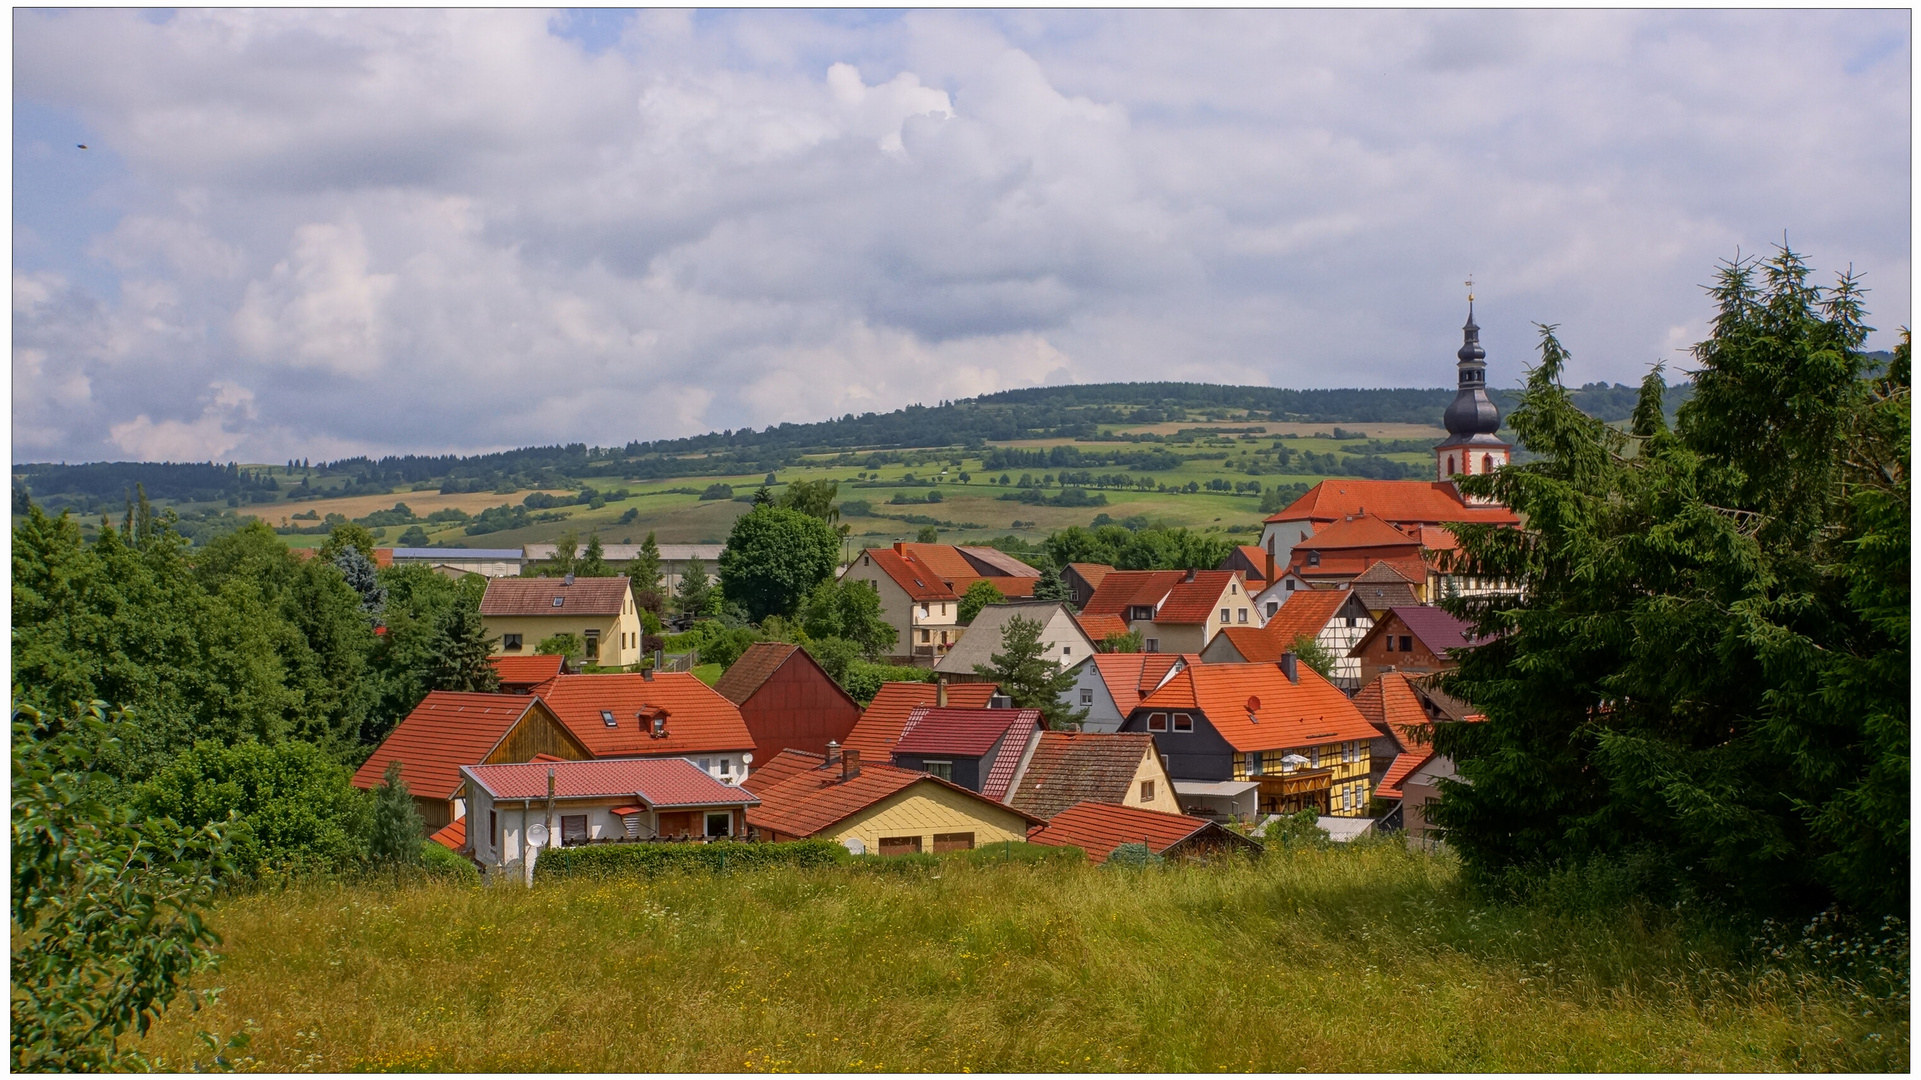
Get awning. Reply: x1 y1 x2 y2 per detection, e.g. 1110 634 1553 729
610 806 646 816
1172 780 1261 798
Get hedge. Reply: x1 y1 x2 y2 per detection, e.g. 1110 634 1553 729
531 839 845 882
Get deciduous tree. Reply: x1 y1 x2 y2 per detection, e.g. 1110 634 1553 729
717 507 841 623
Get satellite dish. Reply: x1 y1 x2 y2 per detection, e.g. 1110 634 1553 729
1281 753 1311 768
842 836 866 855
741 752 753 764
1245 695 1262 713
527 822 550 848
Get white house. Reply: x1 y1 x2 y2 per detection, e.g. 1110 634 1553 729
934 601 1095 677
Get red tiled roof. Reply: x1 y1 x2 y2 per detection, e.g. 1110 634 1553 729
1008 732 1159 820
1027 802 1213 865
463 756 758 807
843 682 997 761
1083 569 1242 625
1295 513 1421 550
480 576 630 617
1352 672 1432 752
981 729 1036 803
1087 653 1189 715
861 547 963 602
894 706 1042 758
1375 749 1434 800
490 654 566 686
1234 545 1272 581
712 642 800 705
1352 560 1422 584
533 673 755 757
1136 661 1379 753
1265 479 1520 528
1066 563 1115 588
429 816 467 851
741 749 1039 839
1074 613 1131 642
1215 589 1353 663
351 692 568 800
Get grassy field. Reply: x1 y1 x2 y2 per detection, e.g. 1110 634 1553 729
132 844 1906 1072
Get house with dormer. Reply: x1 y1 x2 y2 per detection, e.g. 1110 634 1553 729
1079 569 1253 654
480 575 643 667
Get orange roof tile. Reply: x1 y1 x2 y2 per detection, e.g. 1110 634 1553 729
1027 802 1225 864
533 673 755 757
1136 662 1378 753
1219 589 1354 663
1066 563 1115 588
1296 513 1422 550
861 547 964 602
1233 544 1272 581
1074 613 1131 642
1083 569 1241 625
741 749 1039 839
1375 749 1435 800
489 654 566 687
429 816 467 851
1352 672 1432 752
842 682 998 761
481 576 630 617
352 692 572 801
712 642 801 705
1266 479 1520 528
1087 653 1189 715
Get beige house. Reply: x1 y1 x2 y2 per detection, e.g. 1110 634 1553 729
1004 731 1182 820
742 747 1040 854
839 543 1042 662
1080 569 1253 654
934 601 1095 677
480 576 642 668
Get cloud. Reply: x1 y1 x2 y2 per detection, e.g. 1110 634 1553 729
11 9 1910 463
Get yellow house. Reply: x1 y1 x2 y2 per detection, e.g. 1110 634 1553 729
480 576 642 668
742 747 1040 854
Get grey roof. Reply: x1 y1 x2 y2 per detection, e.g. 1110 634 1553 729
523 542 724 562
391 547 524 560
933 602 1091 674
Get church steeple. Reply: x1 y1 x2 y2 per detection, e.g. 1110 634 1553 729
1435 283 1512 488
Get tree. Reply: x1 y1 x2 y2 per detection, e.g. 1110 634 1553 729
717 507 842 623
957 579 1004 625
331 544 387 617
1431 247 1908 918
543 531 579 578
397 525 429 547
1099 629 1144 654
916 524 940 544
577 533 611 577
12 704 232 1071
318 522 378 563
367 761 425 864
628 531 664 601
1031 565 1073 606
778 479 841 525
972 614 1086 730
675 556 714 618
797 578 898 657
1288 633 1337 679
535 633 584 663
133 738 372 878
427 598 501 692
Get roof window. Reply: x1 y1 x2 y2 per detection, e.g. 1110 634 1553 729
600 710 617 728
552 596 565 607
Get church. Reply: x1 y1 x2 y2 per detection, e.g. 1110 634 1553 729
1257 300 1521 576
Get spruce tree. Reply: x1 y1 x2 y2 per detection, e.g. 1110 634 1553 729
427 600 500 693
1031 565 1073 607
368 761 425 864
577 532 611 577
973 614 1086 730
675 556 714 618
331 545 387 617
629 531 664 598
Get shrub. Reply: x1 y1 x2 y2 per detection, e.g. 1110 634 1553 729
416 840 481 885
953 841 1085 867
532 839 845 882
133 739 371 878
699 483 734 501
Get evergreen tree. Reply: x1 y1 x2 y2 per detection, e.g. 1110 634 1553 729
1031 565 1073 607
628 531 664 601
427 599 500 692
544 531 579 578
331 545 387 617
367 762 424 864
972 614 1086 730
1432 247 1908 918
675 557 714 618
577 532 611 577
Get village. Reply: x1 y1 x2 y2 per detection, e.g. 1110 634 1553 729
351 308 1517 876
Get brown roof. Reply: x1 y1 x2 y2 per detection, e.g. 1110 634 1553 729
1352 560 1422 584
1007 731 1160 820
1066 562 1115 587
352 692 579 801
741 748 1039 839
1027 802 1254 864
481 576 630 617
955 546 1043 578
842 682 998 761
712 642 800 705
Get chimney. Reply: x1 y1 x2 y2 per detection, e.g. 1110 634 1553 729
936 677 948 708
1280 652 1298 683
1184 567 1196 583
893 541 906 555
1264 547 1276 585
825 739 841 765
841 747 861 781
564 572 575 585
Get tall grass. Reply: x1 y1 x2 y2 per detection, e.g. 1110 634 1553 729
135 842 1906 1072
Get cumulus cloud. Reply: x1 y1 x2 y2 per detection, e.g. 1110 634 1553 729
11 9 1909 463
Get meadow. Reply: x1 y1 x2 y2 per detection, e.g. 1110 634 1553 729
133 843 1907 1072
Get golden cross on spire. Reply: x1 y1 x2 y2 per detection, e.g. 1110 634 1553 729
1465 275 1475 303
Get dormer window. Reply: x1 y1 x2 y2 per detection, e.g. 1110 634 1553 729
552 596 564 607
1147 712 1168 732
1306 552 1321 567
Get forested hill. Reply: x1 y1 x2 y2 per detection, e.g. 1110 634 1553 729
16 379 1691 507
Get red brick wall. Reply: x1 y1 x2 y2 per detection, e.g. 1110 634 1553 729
741 654 862 761
1354 615 1451 686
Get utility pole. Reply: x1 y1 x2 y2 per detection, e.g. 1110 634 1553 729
521 798 532 887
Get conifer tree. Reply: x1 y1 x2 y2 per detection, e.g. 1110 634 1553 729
577 532 610 577
675 556 714 618
368 761 424 864
973 614 1086 730
427 600 500 693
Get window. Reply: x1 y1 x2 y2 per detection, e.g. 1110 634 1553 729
1221 608 1231 623
924 760 953 781
502 633 523 651
1061 645 1071 656
600 709 617 728
1447 454 1457 475
1384 635 1397 653
705 812 732 838
1172 713 1194 732
921 629 931 643
490 810 498 850
932 832 975 853
1341 787 1352 813
1230 582 1238 594
1080 688 1094 706
920 602 929 616
1400 635 1414 653
1483 454 1495 474
1140 779 1155 802
584 630 600 660
878 835 923 856
1144 638 1160 653
721 757 734 775
1147 712 1168 732
1266 602 1279 617
561 815 588 845
699 758 711 773
1245 751 1264 776
1307 552 1321 567
1237 608 1248 623
1285 580 1296 592
552 596 564 607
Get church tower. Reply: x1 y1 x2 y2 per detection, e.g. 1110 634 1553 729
1434 291 1511 492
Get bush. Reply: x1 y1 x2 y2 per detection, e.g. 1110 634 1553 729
953 840 1085 867
133 739 371 878
699 484 734 501
532 839 844 882
417 840 481 885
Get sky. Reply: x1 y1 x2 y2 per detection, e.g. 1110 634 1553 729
13 8 1911 465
